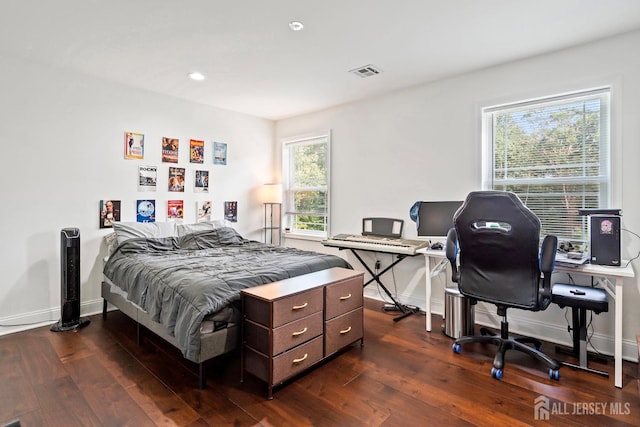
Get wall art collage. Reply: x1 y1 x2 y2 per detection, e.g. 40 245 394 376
98 132 235 228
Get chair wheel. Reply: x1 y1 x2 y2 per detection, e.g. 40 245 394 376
549 369 560 381
491 367 503 380
452 343 461 353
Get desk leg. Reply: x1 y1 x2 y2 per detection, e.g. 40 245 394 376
614 277 622 388
425 254 432 332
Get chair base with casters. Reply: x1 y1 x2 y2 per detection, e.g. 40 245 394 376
451 306 561 381
445 191 562 382
551 283 609 377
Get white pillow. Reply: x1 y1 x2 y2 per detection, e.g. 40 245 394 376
103 232 118 256
176 220 230 237
112 222 177 245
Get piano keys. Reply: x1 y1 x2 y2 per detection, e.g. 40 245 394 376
322 233 429 255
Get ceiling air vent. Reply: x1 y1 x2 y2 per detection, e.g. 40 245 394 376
349 64 383 78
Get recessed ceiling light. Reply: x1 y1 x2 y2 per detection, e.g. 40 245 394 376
188 72 205 81
288 21 304 31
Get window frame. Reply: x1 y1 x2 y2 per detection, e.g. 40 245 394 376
282 132 331 240
481 87 612 244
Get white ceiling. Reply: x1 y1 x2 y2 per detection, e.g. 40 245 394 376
2 0 640 120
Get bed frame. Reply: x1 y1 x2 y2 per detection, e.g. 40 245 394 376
101 281 239 388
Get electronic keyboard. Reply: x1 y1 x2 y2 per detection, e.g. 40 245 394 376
322 234 429 255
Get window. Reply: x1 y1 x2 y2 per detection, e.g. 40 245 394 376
282 133 331 238
483 88 611 244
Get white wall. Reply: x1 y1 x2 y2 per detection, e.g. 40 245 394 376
277 30 640 361
0 54 274 333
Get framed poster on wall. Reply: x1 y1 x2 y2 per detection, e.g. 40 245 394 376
213 141 227 165
124 132 144 160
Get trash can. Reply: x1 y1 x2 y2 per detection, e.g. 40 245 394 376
443 287 475 339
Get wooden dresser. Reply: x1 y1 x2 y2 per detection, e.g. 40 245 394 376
241 267 364 398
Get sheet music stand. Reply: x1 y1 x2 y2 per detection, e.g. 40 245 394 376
362 217 404 238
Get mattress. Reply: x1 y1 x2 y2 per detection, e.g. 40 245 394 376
103 278 240 335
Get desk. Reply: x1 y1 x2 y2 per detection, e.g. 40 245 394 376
554 262 634 388
419 246 635 388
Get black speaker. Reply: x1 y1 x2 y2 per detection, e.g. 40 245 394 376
590 215 621 266
51 228 90 332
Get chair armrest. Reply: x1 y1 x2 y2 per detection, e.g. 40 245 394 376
445 228 459 283
538 235 558 302
540 235 557 274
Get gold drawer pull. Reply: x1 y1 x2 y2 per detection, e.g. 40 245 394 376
340 326 352 334
292 302 308 310
292 327 308 337
339 293 352 300
292 353 308 363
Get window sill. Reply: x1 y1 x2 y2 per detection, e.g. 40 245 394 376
282 232 326 242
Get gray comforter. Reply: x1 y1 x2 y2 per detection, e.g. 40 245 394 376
103 227 351 361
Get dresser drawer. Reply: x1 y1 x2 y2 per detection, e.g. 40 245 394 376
272 287 323 327
243 329 324 386
245 311 323 356
273 311 323 355
272 336 324 385
324 274 364 320
324 307 363 356
244 286 323 328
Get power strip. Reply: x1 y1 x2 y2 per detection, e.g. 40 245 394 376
383 303 420 312
383 303 400 311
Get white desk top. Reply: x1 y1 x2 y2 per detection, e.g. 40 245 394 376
554 260 635 278
416 247 447 257
418 246 635 279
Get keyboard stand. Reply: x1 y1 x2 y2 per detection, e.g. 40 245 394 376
347 249 420 322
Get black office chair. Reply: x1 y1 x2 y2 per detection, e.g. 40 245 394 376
445 190 561 380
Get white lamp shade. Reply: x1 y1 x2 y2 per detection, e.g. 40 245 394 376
262 183 283 204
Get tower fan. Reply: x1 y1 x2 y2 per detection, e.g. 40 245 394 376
51 228 90 332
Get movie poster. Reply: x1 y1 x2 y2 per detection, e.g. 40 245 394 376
197 201 212 222
124 131 144 160
99 200 121 228
162 137 179 163
167 200 184 221
194 170 209 193
138 165 157 191
190 139 204 163
213 141 227 165
168 167 185 192
136 199 156 223
224 201 237 222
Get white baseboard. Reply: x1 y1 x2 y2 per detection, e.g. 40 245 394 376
0 298 105 337
364 288 639 363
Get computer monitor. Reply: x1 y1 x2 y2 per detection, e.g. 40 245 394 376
416 201 464 239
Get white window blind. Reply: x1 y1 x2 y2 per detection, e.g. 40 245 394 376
484 88 611 243
282 133 331 237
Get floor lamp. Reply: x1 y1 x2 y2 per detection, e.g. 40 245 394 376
263 183 282 245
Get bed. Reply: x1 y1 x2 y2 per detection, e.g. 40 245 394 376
101 221 351 388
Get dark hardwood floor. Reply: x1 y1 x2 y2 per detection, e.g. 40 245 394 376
1 299 638 426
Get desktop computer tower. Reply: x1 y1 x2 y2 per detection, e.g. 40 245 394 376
590 215 621 266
